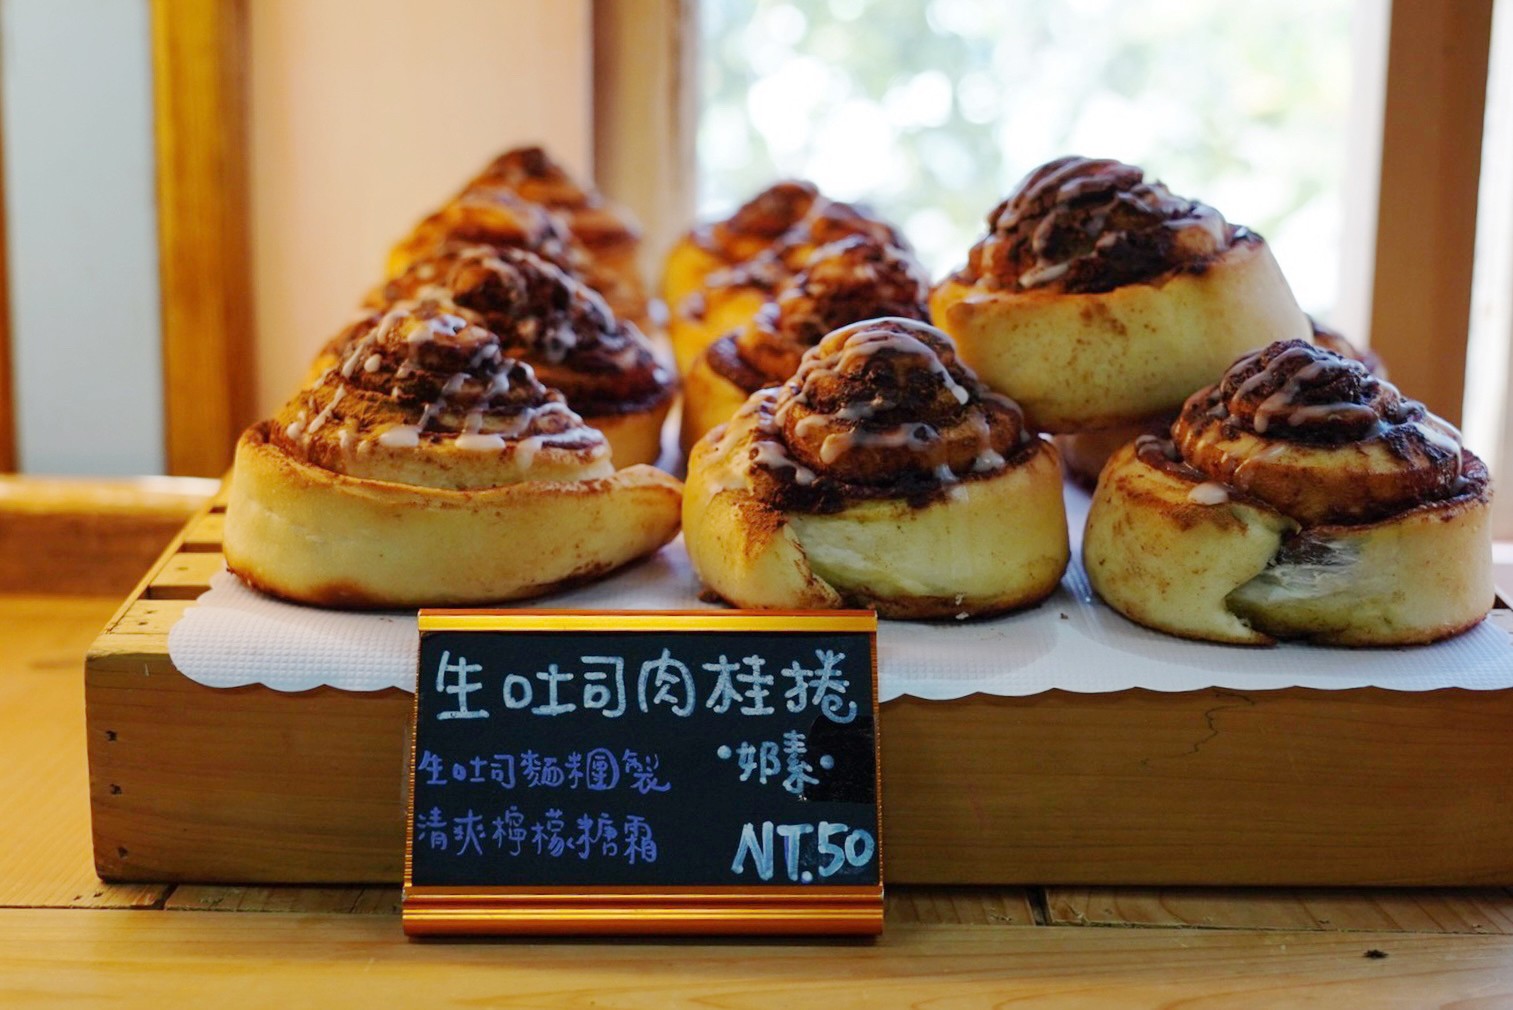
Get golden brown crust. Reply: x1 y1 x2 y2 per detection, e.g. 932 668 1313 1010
682 319 1069 619
933 156 1311 432
665 181 910 372
224 422 683 609
370 245 673 467
681 235 931 451
952 156 1237 294
286 297 612 489
1082 340 1494 646
394 148 648 327
1173 339 1462 524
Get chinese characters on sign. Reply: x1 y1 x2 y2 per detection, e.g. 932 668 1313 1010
409 629 880 891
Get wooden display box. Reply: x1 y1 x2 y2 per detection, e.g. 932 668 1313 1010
85 493 1513 886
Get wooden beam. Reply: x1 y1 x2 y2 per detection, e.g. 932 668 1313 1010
591 0 698 269
151 0 255 476
1368 0 1495 425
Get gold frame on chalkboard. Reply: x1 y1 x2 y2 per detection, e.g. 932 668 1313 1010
402 609 883 937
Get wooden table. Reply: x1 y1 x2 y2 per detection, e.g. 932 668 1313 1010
3 477 1513 1007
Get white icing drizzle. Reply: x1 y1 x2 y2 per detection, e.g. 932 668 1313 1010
303 386 344 436
972 449 1006 472
1231 347 1379 434
1187 481 1230 505
454 433 507 452
377 424 421 449
818 423 936 464
749 438 816 485
362 353 382 373
994 157 1230 290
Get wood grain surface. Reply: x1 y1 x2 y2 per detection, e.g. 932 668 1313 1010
8 483 1513 1006
83 495 1513 887
1 908 1510 1009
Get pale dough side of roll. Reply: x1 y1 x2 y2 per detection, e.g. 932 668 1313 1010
225 424 683 609
932 240 1311 432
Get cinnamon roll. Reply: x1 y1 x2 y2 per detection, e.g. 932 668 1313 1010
371 244 674 467
664 181 910 373
1082 340 1493 645
1056 318 1388 488
467 146 648 328
681 235 931 451
931 156 1312 433
684 318 1069 619
224 298 682 608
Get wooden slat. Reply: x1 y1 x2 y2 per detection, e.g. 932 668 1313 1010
163 885 400 915
592 0 697 266
0 595 168 909
882 689 1513 886
3 909 1513 1006
1368 0 1495 422
151 0 255 476
0 476 214 595
144 551 223 599
886 886 1035 926
86 628 413 883
181 512 225 551
1046 887 1513 935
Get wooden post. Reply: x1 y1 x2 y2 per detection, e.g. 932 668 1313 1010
592 0 698 270
1368 0 1495 425
151 0 255 476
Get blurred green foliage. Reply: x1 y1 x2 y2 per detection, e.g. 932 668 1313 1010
699 0 1354 314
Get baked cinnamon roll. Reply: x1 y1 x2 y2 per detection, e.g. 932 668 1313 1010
467 146 648 328
371 244 674 467
684 318 1069 619
932 156 1311 433
1056 317 1388 488
681 235 931 451
665 181 909 372
1083 340 1493 645
224 298 682 608
388 187 576 280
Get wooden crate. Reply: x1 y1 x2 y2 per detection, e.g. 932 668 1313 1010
85 493 1513 886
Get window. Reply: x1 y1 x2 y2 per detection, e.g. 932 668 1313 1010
699 0 1360 324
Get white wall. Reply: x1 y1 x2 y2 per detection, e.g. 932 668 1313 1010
1 0 163 474
248 0 593 414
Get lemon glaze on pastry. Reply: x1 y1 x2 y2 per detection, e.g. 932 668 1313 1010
1082 339 1493 645
372 245 674 467
931 156 1311 433
681 234 930 451
684 317 1069 619
224 298 681 608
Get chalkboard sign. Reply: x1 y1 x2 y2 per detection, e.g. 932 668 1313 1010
402 610 881 936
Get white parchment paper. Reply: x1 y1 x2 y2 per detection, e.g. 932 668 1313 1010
167 488 1513 700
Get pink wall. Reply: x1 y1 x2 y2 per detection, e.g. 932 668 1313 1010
248 0 593 414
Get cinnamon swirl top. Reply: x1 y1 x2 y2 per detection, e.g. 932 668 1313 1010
1166 339 1475 524
957 156 1241 294
709 236 932 391
698 180 822 262
684 182 910 317
373 245 672 416
277 298 611 489
720 318 1036 512
392 188 579 277
468 146 641 252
